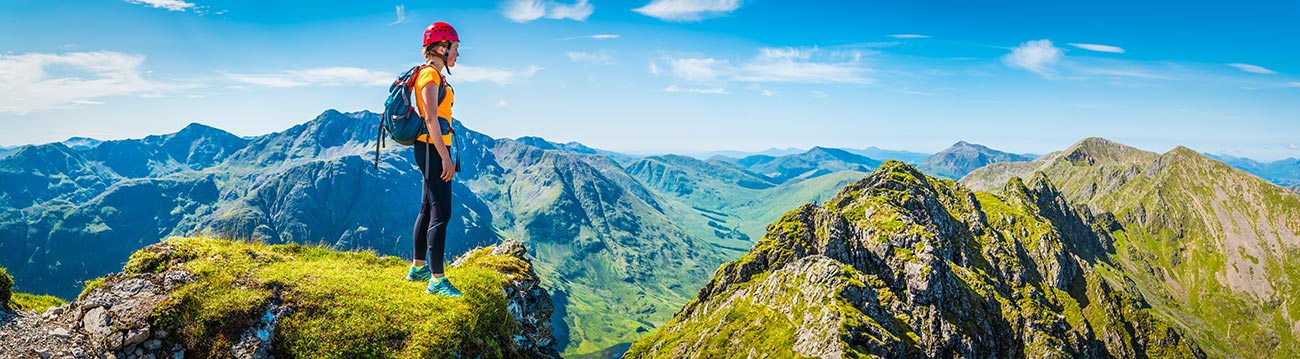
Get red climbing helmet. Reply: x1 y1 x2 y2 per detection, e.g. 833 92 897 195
423 22 460 47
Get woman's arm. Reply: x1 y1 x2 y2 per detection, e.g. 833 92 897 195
421 80 455 182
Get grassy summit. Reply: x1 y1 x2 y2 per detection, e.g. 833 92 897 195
116 236 549 358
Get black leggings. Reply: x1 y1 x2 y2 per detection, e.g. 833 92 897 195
412 141 452 273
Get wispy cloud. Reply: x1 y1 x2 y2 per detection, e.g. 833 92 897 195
449 65 542 85
1228 63 1275 74
1288 144 1298 150
668 58 726 81
125 0 195 12
661 47 872 86
733 47 872 84
226 67 392 88
634 0 741 22
1067 43 1125 53
648 62 661 76
0 51 185 114
496 100 509 108
665 85 728 94
501 0 593 22
888 34 930 39
389 5 408 25
72 100 105 105
568 51 614 64
560 34 621 40
1003 39 1063 79
1287 82 1300 87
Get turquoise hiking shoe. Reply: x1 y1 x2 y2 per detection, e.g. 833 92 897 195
406 264 432 281
426 277 463 298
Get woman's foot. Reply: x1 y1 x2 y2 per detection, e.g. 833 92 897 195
426 276 463 298
406 264 432 281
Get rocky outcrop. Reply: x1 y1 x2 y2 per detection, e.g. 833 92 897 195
626 161 1204 358
0 238 559 359
0 270 195 359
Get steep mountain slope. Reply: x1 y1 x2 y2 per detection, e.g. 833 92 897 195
627 161 1202 358
738 146 882 183
917 141 1035 179
962 137 1300 357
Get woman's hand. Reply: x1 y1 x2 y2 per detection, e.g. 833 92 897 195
440 157 455 182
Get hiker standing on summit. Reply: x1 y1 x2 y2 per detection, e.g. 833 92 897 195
406 21 463 298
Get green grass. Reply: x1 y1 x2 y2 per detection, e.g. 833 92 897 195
128 236 533 358
9 293 68 312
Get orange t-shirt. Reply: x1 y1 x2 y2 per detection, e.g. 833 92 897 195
414 66 454 146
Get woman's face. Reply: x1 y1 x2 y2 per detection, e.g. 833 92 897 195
446 42 460 68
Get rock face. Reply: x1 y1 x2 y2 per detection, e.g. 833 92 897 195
625 161 1204 358
0 238 559 359
962 138 1300 357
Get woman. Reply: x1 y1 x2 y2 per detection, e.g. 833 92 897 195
405 21 462 298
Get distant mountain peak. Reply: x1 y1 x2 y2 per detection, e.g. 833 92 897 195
516 136 558 150
918 141 1032 179
1057 137 1154 166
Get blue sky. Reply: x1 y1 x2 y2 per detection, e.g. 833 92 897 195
2 0 1298 160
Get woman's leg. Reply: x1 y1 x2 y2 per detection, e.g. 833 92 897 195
426 152 453 275
411 141 432 266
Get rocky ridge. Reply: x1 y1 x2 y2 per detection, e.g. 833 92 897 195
625 161 1203 358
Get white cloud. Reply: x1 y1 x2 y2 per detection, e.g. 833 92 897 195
664 85 728 94
1287 82 1300 87
733 47 872 84
760 89 776 96
1067 43 1125 53
669 58 726 81
227 67 392 88
1228 63 1275 74
0 51 183 114
502 0 592 22
888 34 930 39
1288 144 1298 150
72 100 105 105
497 100 509 108
125 0 195 11
561 34 621 40
390 5 408 25
634 0 741 22
1003 39 1063 78
449 65 542 85
548 0 594 20
810 90 828 98
648 62 661 76
568 51 613 64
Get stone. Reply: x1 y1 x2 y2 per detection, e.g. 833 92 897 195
43 305 66 319
123 327 150 346
81 307 111 340
34 348 52 359
145 339 163 350
50 327 71 339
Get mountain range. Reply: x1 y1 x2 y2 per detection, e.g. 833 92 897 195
628 137 1300 357
0 110 878 357
1205 153 1300 186
6 112 1297 357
